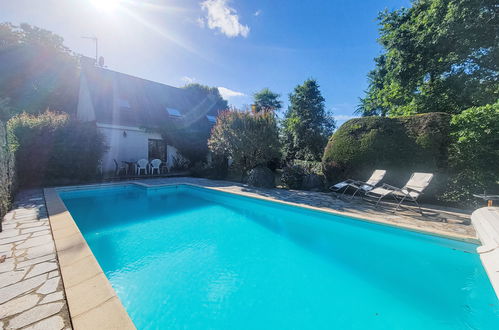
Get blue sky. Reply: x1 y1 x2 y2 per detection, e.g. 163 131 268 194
0 0 409 125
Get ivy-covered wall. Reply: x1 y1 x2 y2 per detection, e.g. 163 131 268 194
322 113 450 199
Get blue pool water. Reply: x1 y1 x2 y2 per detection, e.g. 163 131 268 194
59 184 499 329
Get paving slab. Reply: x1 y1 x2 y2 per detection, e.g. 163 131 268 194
0 294 39 319
7 302 64 329
0 189 71 329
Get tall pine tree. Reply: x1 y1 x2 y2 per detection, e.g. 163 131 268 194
282 79 335 162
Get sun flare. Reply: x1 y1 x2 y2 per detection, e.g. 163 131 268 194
90 0 122 12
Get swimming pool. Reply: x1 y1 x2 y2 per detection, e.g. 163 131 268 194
59 184 499 329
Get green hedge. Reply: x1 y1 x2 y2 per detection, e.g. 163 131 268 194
7 112 107 187
281 165 305 189
322 113 450 199
0 120 15 222
292 159 323 176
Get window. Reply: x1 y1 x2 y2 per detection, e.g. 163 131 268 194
166 107 182 118
206 115 216 123
148 139 166 161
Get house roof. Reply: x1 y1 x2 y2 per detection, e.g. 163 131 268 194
81 64 222 128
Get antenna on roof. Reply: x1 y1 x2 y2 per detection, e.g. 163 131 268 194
81 35 98 62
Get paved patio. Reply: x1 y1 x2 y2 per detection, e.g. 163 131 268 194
0 189 71 330
0 177 477 329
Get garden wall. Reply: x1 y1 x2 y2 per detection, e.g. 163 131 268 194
322 113 450 200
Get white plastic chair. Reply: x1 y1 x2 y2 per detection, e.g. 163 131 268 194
136 159 149 175
150 159 162 175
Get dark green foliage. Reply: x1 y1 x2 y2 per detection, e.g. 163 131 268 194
182 83 228 112
292 160 324 176
247 166 275 188
253 88 282 113
190 155 229 180
358 0 498 116
281 161 327 191
171 155 190 171
322 113 450 199
156 83 228 164
159 120 212 164
208 110 280 176
0 120 15 222
209 154 229 179
0 23 79 118
302 173 325 191
190 161 208 178
7 112 106 187
442 102 499 206
282 79 335 161
281 165 306 189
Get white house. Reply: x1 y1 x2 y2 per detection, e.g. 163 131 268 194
76 58 220 175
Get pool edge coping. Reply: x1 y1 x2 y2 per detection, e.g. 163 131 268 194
44 187 136 330
44 180 485 329
58 181 478 243
471 207 499 299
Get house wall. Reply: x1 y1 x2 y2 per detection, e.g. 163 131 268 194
76 73 96 121
76 67 192 175
97 124 178 174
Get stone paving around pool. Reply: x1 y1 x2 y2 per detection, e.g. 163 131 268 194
0 190 71 330
0 177 477 329
136 177 476 240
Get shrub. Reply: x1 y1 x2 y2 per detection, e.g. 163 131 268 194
292 159 323 176
171 155 190 171
442 102 499 206
0 119 15 223
208 110 280 177
247 166 275 188
322 113 450 200
281 165 305 189
190 155 228 180
208 154 229 179
7 111 106 187
190 161 208 178
302 173 325 191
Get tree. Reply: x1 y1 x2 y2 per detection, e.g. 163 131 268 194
282 79 335 162
358 0 499 117
0 23 79 117
182 83 228 113
208 110 280 176
442 102 499 205
252 88 282 113
153 83 229 164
